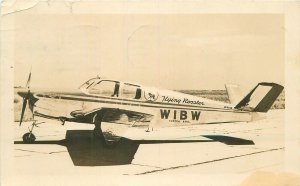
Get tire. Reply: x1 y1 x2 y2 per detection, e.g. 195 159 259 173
103 140 119 149
22 133 36 143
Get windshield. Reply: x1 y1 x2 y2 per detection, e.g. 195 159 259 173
79 78 101 91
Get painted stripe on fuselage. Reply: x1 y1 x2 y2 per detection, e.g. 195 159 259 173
34 93 248 113
36 92 229 110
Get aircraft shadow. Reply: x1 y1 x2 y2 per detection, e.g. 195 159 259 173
65 130 139 166
14 130 254 166
202 135 255 145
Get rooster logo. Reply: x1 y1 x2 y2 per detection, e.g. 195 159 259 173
144 91 158 101
148 93 156 100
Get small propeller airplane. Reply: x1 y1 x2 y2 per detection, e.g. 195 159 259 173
16 72 284 147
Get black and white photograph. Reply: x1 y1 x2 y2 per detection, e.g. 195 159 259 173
1 1 300 186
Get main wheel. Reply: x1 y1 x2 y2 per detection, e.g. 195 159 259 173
103 140 119 148
22 133 36 143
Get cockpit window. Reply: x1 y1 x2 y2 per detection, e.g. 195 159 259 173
88 80 120 97
121 83 142 99
79 78 100 90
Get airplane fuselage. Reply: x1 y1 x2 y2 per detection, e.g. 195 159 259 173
18 80 255 129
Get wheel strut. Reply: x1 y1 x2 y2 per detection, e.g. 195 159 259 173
92 111 118 148
22 120 45 144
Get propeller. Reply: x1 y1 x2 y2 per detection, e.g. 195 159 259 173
19 70 32 126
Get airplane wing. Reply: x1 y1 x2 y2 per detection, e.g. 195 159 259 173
69 107 154 127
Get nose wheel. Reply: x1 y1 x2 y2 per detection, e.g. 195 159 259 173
22 133 36 143
22 120 45 144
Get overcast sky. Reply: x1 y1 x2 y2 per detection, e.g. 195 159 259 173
14 14 284 90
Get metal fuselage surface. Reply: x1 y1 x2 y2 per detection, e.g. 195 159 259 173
19 77 255 129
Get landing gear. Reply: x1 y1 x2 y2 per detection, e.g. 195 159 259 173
93 111 118 148
93 126 105 141
22 120 44 144
22 133 36 143
93 123 118 148
104 140 118 148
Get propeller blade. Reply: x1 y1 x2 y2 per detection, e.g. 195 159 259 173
25 71 31 89
19 68 32 126
19 97 28 126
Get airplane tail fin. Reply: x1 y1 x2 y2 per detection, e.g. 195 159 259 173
234 82 284 112
225 84 244 105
